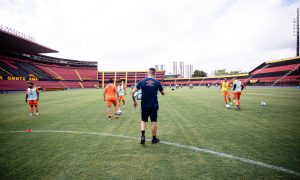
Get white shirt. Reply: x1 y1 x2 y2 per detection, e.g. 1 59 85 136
233 80 242 92
117 85 125 96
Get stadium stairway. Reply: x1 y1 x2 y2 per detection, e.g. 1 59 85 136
14 62 54 80
78 82 84 88
0 61 28 77
272 64 300 86
75 69 83 81
14 62 43 79
0 66 13 76
246 64 270 83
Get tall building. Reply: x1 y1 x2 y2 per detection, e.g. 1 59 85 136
179 61 184 77
185 64 194 78
155 65 159 70
173 62 177 75
160 64 165 71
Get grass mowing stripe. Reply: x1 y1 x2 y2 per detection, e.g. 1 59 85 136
3 129 300 177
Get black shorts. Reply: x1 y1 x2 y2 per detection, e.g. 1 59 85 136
141 107 158 122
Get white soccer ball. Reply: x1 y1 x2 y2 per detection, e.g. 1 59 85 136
261 102 267 106
117 109 122 115
225 104 230 108
134 90 142 100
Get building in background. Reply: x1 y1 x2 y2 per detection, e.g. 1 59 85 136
160 64 165 71
155 65 159 70
173 62 178 75
185 64 193 78
179 61 184 77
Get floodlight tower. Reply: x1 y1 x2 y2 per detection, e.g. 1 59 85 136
294 8 299 56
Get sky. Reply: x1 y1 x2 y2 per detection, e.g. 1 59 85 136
0 0 299 75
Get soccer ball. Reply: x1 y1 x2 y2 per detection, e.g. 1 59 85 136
261 102 267 106
117 109 122 115
225 104 231 108
134 90 142 100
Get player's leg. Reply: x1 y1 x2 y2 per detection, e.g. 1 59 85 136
140 121 147 144
107 101 112 120
28 100 34 116
113 100 118 118
118 99 120 108
234 92 240 110
150 108 159 144
34 100 39 115
122 97 126 108
29 105 34 116
227 92 232 104
140 108 150 144
223 91 227 104
237 93 241 110
233 93 238 107
118 99 121 111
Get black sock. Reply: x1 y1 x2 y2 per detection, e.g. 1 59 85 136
153 136 156 140
141 130 145 136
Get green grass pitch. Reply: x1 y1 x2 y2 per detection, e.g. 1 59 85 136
0 87 299 179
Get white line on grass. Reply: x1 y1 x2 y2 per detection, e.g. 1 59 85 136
3 129 300 177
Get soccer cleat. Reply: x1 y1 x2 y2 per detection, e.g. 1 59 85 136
35 112 39 116
114 114 119 119
235 106 241 111
140 135 146 144
152 138 160 144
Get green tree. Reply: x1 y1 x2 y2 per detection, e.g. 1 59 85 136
213 69 228 76
213 69 247 75
192 70 207 77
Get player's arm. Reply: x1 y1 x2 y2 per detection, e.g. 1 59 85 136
116 87 119 98
232 84 236 91
131 87 138 109
159 82 165 96
25 93 28 103
241 84 245 91
218 83 222 92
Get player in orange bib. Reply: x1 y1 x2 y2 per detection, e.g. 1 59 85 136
219 78 232 106
103 79 119 120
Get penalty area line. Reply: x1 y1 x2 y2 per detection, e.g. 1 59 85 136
2 129 300 177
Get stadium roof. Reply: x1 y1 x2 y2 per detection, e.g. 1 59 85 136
0 29 58 54
163 73 249 81
98 70 166 73
266 56 300 64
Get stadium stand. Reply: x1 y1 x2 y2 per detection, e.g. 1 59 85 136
0 80 28 91
98 70 166 88
33 63 98 81
248 56 300 86
162 74 249 86
0 28 98 91
1 27 299 91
